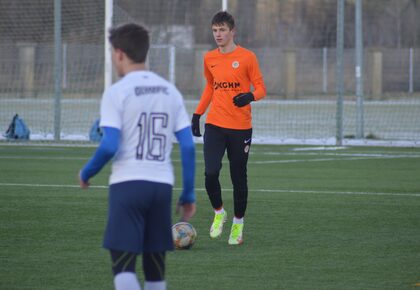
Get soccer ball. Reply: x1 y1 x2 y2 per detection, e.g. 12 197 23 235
172 222 197 250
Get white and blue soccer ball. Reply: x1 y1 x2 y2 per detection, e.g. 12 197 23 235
172 222 197 250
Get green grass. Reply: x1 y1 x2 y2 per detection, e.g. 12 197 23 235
0 144 419 289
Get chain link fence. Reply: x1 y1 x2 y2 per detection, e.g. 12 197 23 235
0 0 419 144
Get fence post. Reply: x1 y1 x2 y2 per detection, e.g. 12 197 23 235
323 47 328 94
62 42 67 89
355 0 364 139
409 48 413 93
336 0 345 146
371 49 383 99
169 45 176 84
54 0 62 141
17 43 36 98
104 0 113 90
222 0 228 11
284 49 296 98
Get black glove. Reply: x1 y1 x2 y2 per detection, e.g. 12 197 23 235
233 92 255 107
191 114 202 137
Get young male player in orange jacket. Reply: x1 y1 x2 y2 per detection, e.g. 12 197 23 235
192 11 266 245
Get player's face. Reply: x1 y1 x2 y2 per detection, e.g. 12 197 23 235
212 23 234 48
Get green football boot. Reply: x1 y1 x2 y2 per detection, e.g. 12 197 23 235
210 211 227 239
228 223 244 245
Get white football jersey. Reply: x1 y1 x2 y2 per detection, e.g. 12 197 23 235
99 70 190 185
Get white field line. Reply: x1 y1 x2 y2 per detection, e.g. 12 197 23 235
292 146 347 151
256 188 420 197
253 154 420 164
1 152 419 165
253 156 370 164
0 182 419 197
0 156 88 160
261 151 420 157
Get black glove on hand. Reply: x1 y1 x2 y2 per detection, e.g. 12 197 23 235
191 114 202 137
233 92 255 107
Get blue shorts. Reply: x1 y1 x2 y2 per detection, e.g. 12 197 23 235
103 180 174 254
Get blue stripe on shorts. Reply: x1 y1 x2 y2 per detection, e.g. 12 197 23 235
103 180 174 254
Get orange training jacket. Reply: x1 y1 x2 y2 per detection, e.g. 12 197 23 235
194 45 266 130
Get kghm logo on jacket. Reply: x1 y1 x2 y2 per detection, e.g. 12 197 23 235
213 81 240 90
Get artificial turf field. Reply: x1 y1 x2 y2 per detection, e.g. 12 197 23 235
0 143 419 290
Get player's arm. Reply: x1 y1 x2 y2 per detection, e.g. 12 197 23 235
233 53 266 107
192 58 213 136
174 126 196 222
79 127 120 188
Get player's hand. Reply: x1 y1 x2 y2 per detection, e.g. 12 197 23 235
191 114 202 137
176 201 196 222
233 92 255 107
79 170 90 189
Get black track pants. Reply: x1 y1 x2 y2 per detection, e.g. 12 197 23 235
203 124 252 218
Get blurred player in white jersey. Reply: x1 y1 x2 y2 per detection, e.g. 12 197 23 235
78 23 196 290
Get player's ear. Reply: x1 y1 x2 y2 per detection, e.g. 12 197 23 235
117 49 125 61
112 48 124 61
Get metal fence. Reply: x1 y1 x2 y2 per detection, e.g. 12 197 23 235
0 0 419 144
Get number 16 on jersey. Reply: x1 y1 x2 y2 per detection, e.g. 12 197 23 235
136 112 168 161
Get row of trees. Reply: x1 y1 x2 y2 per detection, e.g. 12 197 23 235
0 0 419 48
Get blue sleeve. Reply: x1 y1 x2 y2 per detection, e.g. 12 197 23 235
175 126 196 204
80 127 121 182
